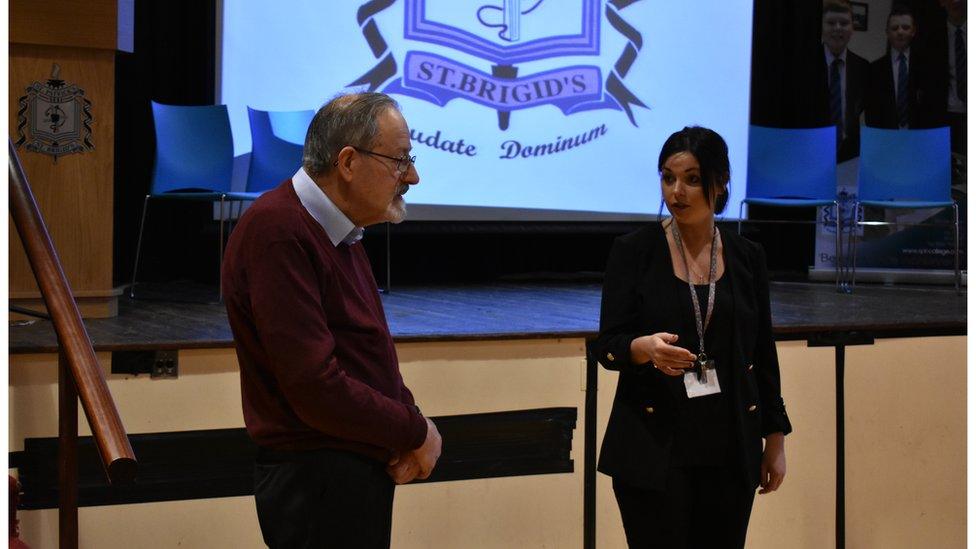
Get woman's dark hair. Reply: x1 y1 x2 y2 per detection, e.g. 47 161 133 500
657 126 730 214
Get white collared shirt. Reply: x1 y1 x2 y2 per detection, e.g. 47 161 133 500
292 167 364 247
947 20 967 113
824 44 848 134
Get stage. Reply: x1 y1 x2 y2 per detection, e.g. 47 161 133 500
8 281 966 352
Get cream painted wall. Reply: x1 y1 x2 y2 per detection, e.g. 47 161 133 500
393 339 588 549
10 349 253 549
9 349 245 450
9 336 965 548
844 337 967 548
12 339 589 549
847 0 893 62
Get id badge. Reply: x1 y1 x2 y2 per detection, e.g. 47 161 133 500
684 360 721 398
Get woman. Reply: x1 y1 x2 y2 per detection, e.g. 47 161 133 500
595 126 791 548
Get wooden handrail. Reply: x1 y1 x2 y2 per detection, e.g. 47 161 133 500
8 140 137 484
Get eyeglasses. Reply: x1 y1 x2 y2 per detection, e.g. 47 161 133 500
352 147 416 175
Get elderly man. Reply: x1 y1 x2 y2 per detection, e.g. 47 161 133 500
222 92 440 548
821 0 870 161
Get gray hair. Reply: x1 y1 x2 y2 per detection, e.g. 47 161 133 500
302 92 400 177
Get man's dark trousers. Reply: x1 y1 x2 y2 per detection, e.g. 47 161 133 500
255 446 395 548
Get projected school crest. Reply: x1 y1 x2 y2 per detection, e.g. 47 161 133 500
350 0 645 130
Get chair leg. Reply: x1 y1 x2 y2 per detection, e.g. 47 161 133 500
833 201 841 292
227 200 239 234
737 201 745 235
953 202 961 294
850 203 861 292
129 195 152 299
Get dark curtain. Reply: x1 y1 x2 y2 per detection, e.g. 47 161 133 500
746 0 827 274
750 0 829 128
114 0 217 287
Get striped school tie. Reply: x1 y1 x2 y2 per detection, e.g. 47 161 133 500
830 58 844 139
897 53 909 127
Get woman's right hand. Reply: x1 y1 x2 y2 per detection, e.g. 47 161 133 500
630 333 697 376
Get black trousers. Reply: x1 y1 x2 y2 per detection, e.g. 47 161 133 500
254 446 395 549
612 467 755 549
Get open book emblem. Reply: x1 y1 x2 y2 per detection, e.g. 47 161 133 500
349 0 646 130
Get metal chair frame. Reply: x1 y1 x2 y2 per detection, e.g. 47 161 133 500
129 195 230 299
129 102 235 300
849 126 961 293
738 200 845 290
737 125 846 290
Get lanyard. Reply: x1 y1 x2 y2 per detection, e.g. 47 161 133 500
670 221 718 362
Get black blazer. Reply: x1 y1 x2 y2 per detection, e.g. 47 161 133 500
594 224 792 491
865 51 941 129
819 49 870 161
923 18 956 125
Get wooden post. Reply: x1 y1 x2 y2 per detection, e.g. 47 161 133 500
58 349 79 549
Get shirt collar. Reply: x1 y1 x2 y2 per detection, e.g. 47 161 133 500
949 20 967 32
824 44 847 64
292 167 364 247
892 47 911 61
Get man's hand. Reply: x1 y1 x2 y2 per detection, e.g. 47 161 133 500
412 417 442 479
386 452 420 484
386 418 442 484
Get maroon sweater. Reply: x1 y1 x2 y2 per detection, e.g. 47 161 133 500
221 180 427 461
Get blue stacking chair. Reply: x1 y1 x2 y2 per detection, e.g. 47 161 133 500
130 101 235 298
853 126 959 291
230 107 314 202
738 126 843 289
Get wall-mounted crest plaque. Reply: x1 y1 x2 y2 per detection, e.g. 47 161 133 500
15 63 94 162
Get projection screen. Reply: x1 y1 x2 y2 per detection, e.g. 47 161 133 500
218 0 753 221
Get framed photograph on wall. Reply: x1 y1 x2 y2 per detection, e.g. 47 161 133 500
851 2 868 31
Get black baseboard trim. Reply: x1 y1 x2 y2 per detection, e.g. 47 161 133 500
13 407 577 509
